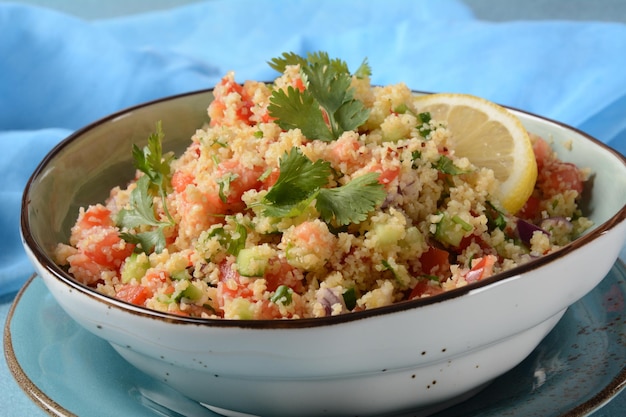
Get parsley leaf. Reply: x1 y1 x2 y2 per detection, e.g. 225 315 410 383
258 147 385 227
208 222 248 256
216 173 239 203
354 58 372 79
267 51 370 141
434 155 473 175
264 147 331 207
270 285 293 305
132 121 174 195
267 87 333 141
485 201 507 231
117 122 176 254
342 287 357 310
117 176 172 254
268 51 308 73
316 173 386 226
417 112 433 138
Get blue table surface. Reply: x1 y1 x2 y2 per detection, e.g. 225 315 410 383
1 1 625 416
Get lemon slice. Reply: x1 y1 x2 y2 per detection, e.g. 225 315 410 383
413 93 537 214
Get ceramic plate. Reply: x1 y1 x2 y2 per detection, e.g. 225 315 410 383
4 262 626 417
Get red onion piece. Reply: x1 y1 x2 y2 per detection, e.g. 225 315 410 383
516 219 550 245
317 287 345 316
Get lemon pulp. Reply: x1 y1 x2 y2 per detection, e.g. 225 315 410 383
413 93 538 214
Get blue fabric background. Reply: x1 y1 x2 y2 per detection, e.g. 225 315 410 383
1 1 625 416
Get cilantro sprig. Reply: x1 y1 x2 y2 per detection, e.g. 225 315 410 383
117 122 175 254
267 51 371 141
259 147 385 227
434 155 473 176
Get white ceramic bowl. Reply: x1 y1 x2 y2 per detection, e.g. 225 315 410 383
20 90 626 417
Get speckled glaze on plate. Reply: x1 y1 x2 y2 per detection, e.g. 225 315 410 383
4 262 626 417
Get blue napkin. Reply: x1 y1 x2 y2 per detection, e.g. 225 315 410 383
1 0 625 296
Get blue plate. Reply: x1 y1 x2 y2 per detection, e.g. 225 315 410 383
4 263 626 417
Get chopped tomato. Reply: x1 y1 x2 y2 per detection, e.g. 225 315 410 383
264 258 304 293
292 77 306 92
409 279 444 299
419 246 450 278
518 195 541 220
457 235 489 252
67 252 107 285
465 255 496 283
78 204 114 229
208 74 255 127
145 269 169 283
171 170 195 193
328 136 361 167
376 167 400 185
79 229 134 270
217 260 253 302
532 135 552 171
365 161 400 186
532 135 585 198
116 284 152 306
214 159 265 211
538 162 584 197
257 300 284 319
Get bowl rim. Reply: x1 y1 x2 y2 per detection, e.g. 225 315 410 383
20 88 626 329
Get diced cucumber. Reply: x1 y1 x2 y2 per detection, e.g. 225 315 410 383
121 253 150 284
381 114 411 142
372 222 405 248
228 298 255 320
236 247 271 277
171 269 192 281
434 212 474 247
178 282 203 302
402 226 424 247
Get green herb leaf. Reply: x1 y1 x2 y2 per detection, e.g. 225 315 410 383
216 172 239 203
268 87 334 141
228 222 248 256
411 150 422 169
132 121 174 192
381 259 397 275
306 51 350 74
117 176 162 228
434 155 472 175
354 58 372 79
208 222 248 257
262 194 317 219
117 122 176 254
264 148 332 207
417 111 432 138
451 215 473 232
270 285 293 305
316 172 385 226
485 201 507 231
342 287 357 310
259 147 385 226
117 176 171 254
267 51 370 141
268 51 308 73
418 112 432 124
119 228 167 255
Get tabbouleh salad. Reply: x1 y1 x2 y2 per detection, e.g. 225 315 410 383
54 51 592 319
